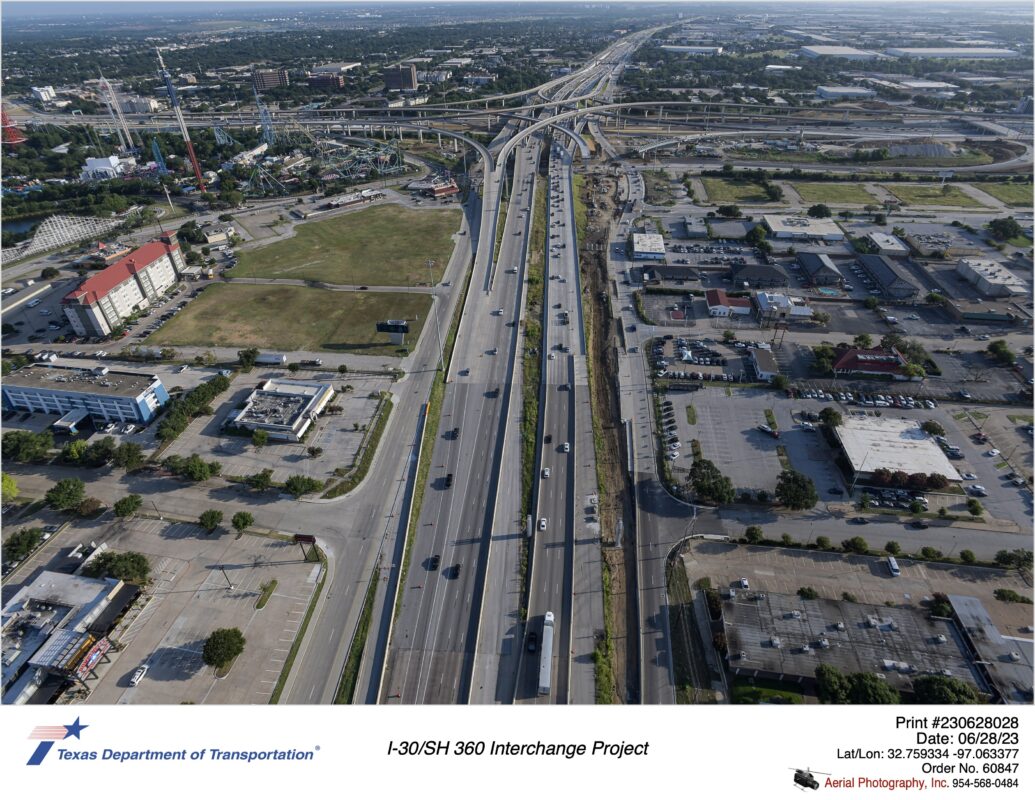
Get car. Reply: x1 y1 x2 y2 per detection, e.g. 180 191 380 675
358 286 368 290
739 577 749 590
559 383 570 391
494 307 504 315
527 632 538 653
539 518 548 531
445 473 454 488
960 472 977 480
489 347 498 355
969 485 987 494
544 434 552 444
986 449 1001 457
429 554 441 571
548 353 555 360
130 665 149 686
828 487 844 495
562 442 570 453
959 390 972 400
909 520 930 530
850 517 870 524
449 562 462 578
542 468 551 479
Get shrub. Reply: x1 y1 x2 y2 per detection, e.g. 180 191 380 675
797 586 819 600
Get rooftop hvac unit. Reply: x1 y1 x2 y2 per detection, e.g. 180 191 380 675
935 634 947 644
771 636 782 649
800 643 811 654
818 638 830 649
835 621 846 631
1009 652 1022 663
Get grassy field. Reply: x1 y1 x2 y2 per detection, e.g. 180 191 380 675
974 182 1034 207
147 284 431 356
882 184 989 208
792 182 879 205
700 177 770 204
642 170 675 205
227 204 461 286
731 679 804 704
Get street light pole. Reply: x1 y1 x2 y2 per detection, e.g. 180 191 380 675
428 259 444 372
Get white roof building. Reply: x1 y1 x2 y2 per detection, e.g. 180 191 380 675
834 417 962 482
755 291 814 318
816 85 876 100
800 46 881 60
632 233 666 259
659 45 724 55
229 379 335 442
31 86 56 102
763 215 844 241
885 47 1018 59
955 259 1028 297
866 232 909 256
79 155 124 183
312 62 362 74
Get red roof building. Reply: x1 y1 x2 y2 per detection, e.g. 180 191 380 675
832 347 912 380
705 288 752 316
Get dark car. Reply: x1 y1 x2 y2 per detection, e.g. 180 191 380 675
429 554 441 571
828 487 844 495
849 517 870 525
909 521 929 529
444 473 454 489
527 632 538 653
544 434 552 444
450 562 462 579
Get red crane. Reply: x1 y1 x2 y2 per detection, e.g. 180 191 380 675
1 105 28 147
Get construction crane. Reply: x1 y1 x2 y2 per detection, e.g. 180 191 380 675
98 72 136 151
1 105 28 147
155 46 206 192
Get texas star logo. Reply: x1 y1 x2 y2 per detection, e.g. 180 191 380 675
26 718 88 765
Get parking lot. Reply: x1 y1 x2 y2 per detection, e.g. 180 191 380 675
682 540 1035 636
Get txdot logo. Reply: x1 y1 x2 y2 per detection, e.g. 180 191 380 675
26 717 88 766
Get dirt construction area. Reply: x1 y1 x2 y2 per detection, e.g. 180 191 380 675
82 517 321 705
682 540 1034 637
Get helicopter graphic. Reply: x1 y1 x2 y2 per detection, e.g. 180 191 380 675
790 767 830 790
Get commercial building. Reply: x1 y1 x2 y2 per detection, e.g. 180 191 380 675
832 346 911 381
856 254 920 300
119 95 161 114
312 61 361 74
816 85 876 100
62 233 185 338
383 64 418 91
659 45 724 55
723 591 982 698
800 45 880 60
632 233 666 260
417 70 453 83
885 47 1019 59
797 252 843 285
2 570 140 704
948 595 1032 704
833 416 962 482
463 73 497 86
763 215 844 242
228 379 335 442
79 155 125 182
894 79 959 94
904 231 980 258
731 261 788 288
705 288 751 317
866 232 909 256
31 86 57 103
682 216 709 238
252 68 290 92
307 74 345 90
754 291 813 320
1 365 170 424
748 348 780 382
441 57 473 68
955 258 1028 297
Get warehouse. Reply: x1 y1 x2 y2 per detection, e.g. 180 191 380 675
800 45 880 60
1 365 170 424
632 232 666 261
763 215 845 241
659 45 724 55
955 258 1028 298
816 85 876 100
885 47 1019 59
229 379 335 442
856 254 920 300
832 416 962 483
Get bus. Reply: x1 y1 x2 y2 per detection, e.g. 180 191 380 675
887 556 901 577
537 611 555 696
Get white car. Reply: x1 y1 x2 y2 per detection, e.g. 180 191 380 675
130 665 149 686
986 449 1001 457
542 468 551 479
739 577 750 590
539 518 548 531
494 307 504 315
562 442 570 453
39 308 53 316
960 472 977 480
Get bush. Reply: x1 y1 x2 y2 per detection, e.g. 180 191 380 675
815 536 832 550
82 550 150 584
114 494 143 518
920 420 945 437
885 541 901 555
77 497 104 517
199 509 223 533
920 546 942 559
841 536 869 555
202 627 246 669
284 474 324 498
966 498 983 517
745 525 764 544
959 549 976 564
797 586 819 600
993 588 1033 604
842 592 857 603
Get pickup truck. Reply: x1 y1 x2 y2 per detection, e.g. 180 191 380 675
757 424 780 439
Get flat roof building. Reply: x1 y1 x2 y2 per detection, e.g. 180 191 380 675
723 591 983 697
955 258 1028 298
755 291 813 320
833 416 962 482
800 45 880 60
763 215 845 241
904 231 980 258
383 64 418 92
885 47 1019 59
682 216 709 238
659 45 724 55
749 347 780 382
948 595 1032 704
856 254 920 300
228 379 335 442
866 231 909 256
312 62 361 74
1 364 170 424
252 68 290 92
816 85 876 100
632 233 666 260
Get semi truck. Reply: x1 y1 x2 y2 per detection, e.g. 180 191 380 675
537 611 555 696
255 352 288 366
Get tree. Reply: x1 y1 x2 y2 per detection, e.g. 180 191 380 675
284 474 324 498
815 664 851 704
1 472 18 503
863 296 879 310
812 311 830 326
818 407 843 428
771 374 789 391
199 509 224 534
852 333 872 349
246 469 274 492
40 266 60 279
797 586 819 600
959 549 976 564
987 216 1023 242
114 494 143 518
807 203 832 218
986 339 1015 366
46 478 85 511
716 204 741 218
306 446 324 458
252 429 269 449
966 498 983 517
5 527 43 562
722 329 736 342
238 347 260 369
841 536 869 555
687 458 736 504
3 429 54 462
745 525 764 544
775 469 818 510
83 551 150 584
885 541 901 555
873 213 887 225
848 672 900 704
77 497 103 517
63 439 89 463
112 442 145 471
337 364 349 375
920 420 945 437
912 674 981 704
815 535 832 550
921 546 943 559
202 627 246 669
83 435 117 466
995 549 1033 570
231 512 254 534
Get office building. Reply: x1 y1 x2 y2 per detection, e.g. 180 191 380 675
62 233 184 337
31 86 56 103
1 365 170 424
763 215 845 241
797 252 844 285
955 259 1028 297
308 74 345 90
252 68 290 92
228 379 335 442
754 291 813 320
383 64 418 92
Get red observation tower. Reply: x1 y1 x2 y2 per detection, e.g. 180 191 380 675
2 105 28 147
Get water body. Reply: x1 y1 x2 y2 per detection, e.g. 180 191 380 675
1 215 47 235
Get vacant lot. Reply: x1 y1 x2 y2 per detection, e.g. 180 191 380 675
642 170 676 205
147 284 431 355
972 182 1033 208
792 182 878 205
228 204 460 286
882 184 989 208
700 177 770 204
